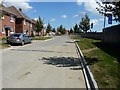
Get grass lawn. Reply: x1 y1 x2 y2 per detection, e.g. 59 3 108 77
0 43 10 49
71 36 120 89
32 37 53 40
0 37 7 40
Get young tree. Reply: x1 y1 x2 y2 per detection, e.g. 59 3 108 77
73 24 78 34
96 1 120 22
36 16 44 34
46 23 52 33
52 28 56 33
79 13 90 33
70 28 73 34
57 25 66 34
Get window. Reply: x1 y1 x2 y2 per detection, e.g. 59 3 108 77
10 15 14 22
30 24 32 27
24 19 26 25
2 15 4 20
23 34 25 37
2 27 4 32
11 28 14 32
10 34 21 37
25 34 28 37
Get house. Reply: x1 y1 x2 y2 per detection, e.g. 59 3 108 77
7 6 35 36
0 4 16 37
0 4 36 37
41 28 46 36
32 19 36 35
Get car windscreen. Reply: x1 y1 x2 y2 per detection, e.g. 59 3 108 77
10 34 21 37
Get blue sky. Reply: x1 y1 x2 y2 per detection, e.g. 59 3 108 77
2 0 119 32
27 2 104 32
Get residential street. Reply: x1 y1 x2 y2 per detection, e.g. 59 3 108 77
2 36 86 88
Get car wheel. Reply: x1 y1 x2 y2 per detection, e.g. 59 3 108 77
21 41 25 46
10 43 13 46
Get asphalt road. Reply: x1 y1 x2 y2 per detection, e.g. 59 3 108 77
2 36 86 88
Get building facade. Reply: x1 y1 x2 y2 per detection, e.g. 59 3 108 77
0 5 16 37
0 5 36 37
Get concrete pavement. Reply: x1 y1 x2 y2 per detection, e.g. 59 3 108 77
0 40 6 44
2 36 86 88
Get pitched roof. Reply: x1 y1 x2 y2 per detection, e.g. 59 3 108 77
32 19 36 23
7 6 22 18
0 4 17 16
0 4 34 24
7 6 34 24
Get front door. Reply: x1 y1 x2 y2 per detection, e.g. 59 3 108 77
5 28 9 37
26 30 28 35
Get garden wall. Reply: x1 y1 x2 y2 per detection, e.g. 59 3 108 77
80 32 103 40
103 24 120 44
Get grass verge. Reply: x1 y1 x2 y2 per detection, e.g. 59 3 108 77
71 36 120 89
0 37 7 40
32 37 53 40
0 43 10 49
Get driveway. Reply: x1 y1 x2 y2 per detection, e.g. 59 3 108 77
2 36 86 88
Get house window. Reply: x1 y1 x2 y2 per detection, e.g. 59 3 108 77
11 28 14 32
10 15 14 22
30 24 32 27
2 27 4 32
10 28 14 34
2 15 4 20
24 19 26 25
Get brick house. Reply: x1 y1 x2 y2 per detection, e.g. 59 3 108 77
0 4 16 37
0 4 36 37
41 28 46 36
32 19 37 35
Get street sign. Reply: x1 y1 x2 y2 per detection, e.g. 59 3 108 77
91 23 93 29
108 15 112 24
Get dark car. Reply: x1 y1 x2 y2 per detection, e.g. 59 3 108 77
7 33 32 45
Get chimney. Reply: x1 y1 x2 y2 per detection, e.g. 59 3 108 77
19 8 22 12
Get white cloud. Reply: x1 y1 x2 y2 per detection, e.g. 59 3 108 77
34 18 38 21
73 14 79 18
77 0 99 14
90 19 99 26
77 0 84 6
73 12 86 18
43 24 47 27
3 0 32 11
90 18 105 26
80 12 86 16
61 15 67 19
50 18 55 22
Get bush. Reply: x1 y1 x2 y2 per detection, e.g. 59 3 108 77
30 33 35 37
2 37 7 40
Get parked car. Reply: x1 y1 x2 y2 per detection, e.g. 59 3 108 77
7 33 32 45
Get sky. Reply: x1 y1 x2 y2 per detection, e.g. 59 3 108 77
1 0 119 32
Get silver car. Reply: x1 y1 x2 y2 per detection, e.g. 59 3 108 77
7 33 32 45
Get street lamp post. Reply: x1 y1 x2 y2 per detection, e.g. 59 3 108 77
104 11 106 29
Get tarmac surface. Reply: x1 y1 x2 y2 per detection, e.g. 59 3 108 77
2 36 86 88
